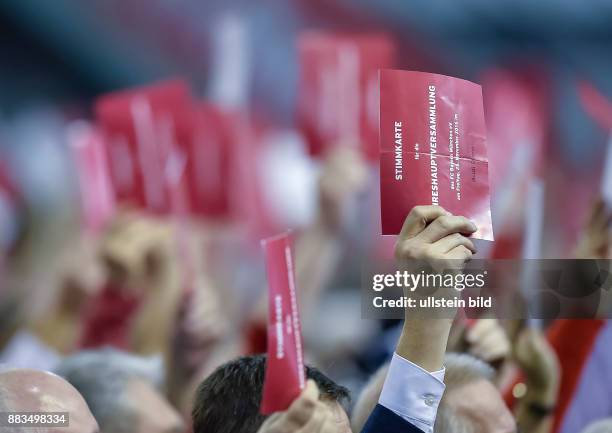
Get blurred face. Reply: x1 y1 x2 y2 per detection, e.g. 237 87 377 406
125 378 185 433
445 379 516 433
324 400 352 433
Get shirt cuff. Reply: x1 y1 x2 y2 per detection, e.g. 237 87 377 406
378 353 446 433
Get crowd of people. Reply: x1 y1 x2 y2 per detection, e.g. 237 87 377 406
0 5 611 431
0 122 611 433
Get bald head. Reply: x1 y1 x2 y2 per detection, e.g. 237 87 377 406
0 369 98 433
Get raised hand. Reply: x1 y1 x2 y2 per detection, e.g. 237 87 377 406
257 380 339 433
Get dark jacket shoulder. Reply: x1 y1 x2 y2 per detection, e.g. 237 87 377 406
360 404 424 433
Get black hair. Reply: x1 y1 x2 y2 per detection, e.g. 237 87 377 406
192 354 350 433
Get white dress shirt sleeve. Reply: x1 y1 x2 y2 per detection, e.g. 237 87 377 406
378 353 446 433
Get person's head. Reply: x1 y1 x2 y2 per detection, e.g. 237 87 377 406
437 353 515 433
351 353 516 433
54 348 184 433
0 367 99 433
192 354 351 433
350 362 388 431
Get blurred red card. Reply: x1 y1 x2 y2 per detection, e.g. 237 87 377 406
174 103 234 219
482 70 548 258
380 70 494 240
483 70 546 193
229 112 284 240
603 135 612 209
68 122 116 234
95 78 192 215
577 81 612 208
261 232 305 414
297 32 396 161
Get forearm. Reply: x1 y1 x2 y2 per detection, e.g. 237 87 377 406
396 317 453 372
515 401 555 433
295 218 342 314
377 317 450 433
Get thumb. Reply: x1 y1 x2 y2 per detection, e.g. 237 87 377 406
302 379 319 401
283 380 320 428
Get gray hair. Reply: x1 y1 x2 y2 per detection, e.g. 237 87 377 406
581 419 612 433
54 348 163 433
351 362 389 432
351 353 495 433
441 353 495 387
434 353 495 433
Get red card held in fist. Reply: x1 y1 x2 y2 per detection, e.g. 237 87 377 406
95 78 192 215
261 232 305 414
297 32 396 161
174 103 234 220
379 70 494 240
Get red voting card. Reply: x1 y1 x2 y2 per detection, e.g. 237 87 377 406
297 32 396 161
67 122 116 234
261 232 305 414
95 78 192 215
229 112 285 240
380 70 494 240
174 103 234 219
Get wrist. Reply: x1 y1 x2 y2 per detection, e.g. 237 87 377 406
315 209 342 234
396 318 453 372
525 400 556 418
521 391 557 419
523 379 559 408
